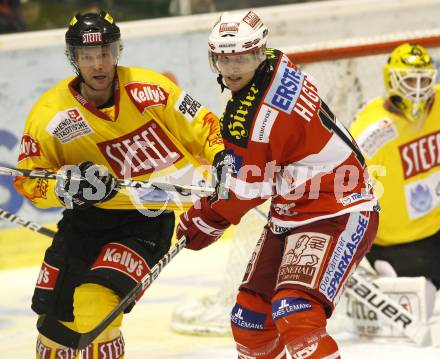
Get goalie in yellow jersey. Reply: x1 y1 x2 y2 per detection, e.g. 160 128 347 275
350 43 440 333
13 10 224 359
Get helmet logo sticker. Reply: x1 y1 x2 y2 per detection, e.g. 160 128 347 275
104 13 114 24
219 22 239 33
82 32 102 44
242 11 260 28
69 16 78 26
243 38 260 49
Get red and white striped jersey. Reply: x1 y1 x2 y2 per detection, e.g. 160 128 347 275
210 48 378 233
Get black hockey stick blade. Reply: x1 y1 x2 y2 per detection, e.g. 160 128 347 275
36 290 136 349
0 208 56 238
37 314 82 348
37 236 187 349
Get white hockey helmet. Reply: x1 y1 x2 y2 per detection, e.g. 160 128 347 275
208 10 268 75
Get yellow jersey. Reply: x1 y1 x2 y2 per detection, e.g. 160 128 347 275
14 66 223 210
350 87 440 246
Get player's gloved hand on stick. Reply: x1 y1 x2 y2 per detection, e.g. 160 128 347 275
176 197 230 250
55 161 118 210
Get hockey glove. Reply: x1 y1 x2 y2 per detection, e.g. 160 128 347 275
55 161 118 210
176 197 230 251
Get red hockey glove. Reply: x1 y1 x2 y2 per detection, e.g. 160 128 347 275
176 197 230 251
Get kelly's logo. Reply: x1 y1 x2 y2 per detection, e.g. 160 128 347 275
36 262 60 290
91 242 150 283
126 82 168 113
18 134 40 162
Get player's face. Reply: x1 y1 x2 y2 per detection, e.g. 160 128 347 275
216 54 257 92
77 45 116 91
401 76 434 97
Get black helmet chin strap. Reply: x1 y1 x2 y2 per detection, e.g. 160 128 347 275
217 74 229 93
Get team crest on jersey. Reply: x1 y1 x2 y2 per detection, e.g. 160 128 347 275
357 118 398 158
219 149 243 175
202 113 223 147
404 171 440 219
17 134 41 162
405 181 434 219
174 91 202 123
46 107 93 144
126 82 168 113
97 120 183 178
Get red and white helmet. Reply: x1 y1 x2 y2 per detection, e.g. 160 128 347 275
208 10 268 74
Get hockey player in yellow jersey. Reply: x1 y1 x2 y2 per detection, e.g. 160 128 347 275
13 10 223 359
350 43 440 290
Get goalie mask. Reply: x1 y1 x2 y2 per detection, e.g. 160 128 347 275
384 43 437 122
65 11 122 74
208 10 268 91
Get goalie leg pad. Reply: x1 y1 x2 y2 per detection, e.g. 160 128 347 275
272 289 340 359
347 275 437 338
232 290 286 359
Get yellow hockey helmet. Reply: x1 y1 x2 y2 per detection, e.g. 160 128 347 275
383 43 437 122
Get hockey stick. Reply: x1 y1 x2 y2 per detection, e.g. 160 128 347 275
37 235 187 349
0 207 56 238
0 166 215 196
250 208 431 346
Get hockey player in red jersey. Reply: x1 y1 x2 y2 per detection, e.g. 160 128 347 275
176 10 379 359
14 10 223 359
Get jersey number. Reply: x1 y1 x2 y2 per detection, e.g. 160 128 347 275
318 101 365 167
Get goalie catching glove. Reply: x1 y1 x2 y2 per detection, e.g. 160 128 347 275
55 161 118 209
176 197 230 250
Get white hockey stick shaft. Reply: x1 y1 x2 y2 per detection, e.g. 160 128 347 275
0 166 214 196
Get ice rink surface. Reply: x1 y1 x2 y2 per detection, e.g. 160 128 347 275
1 238 440 358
